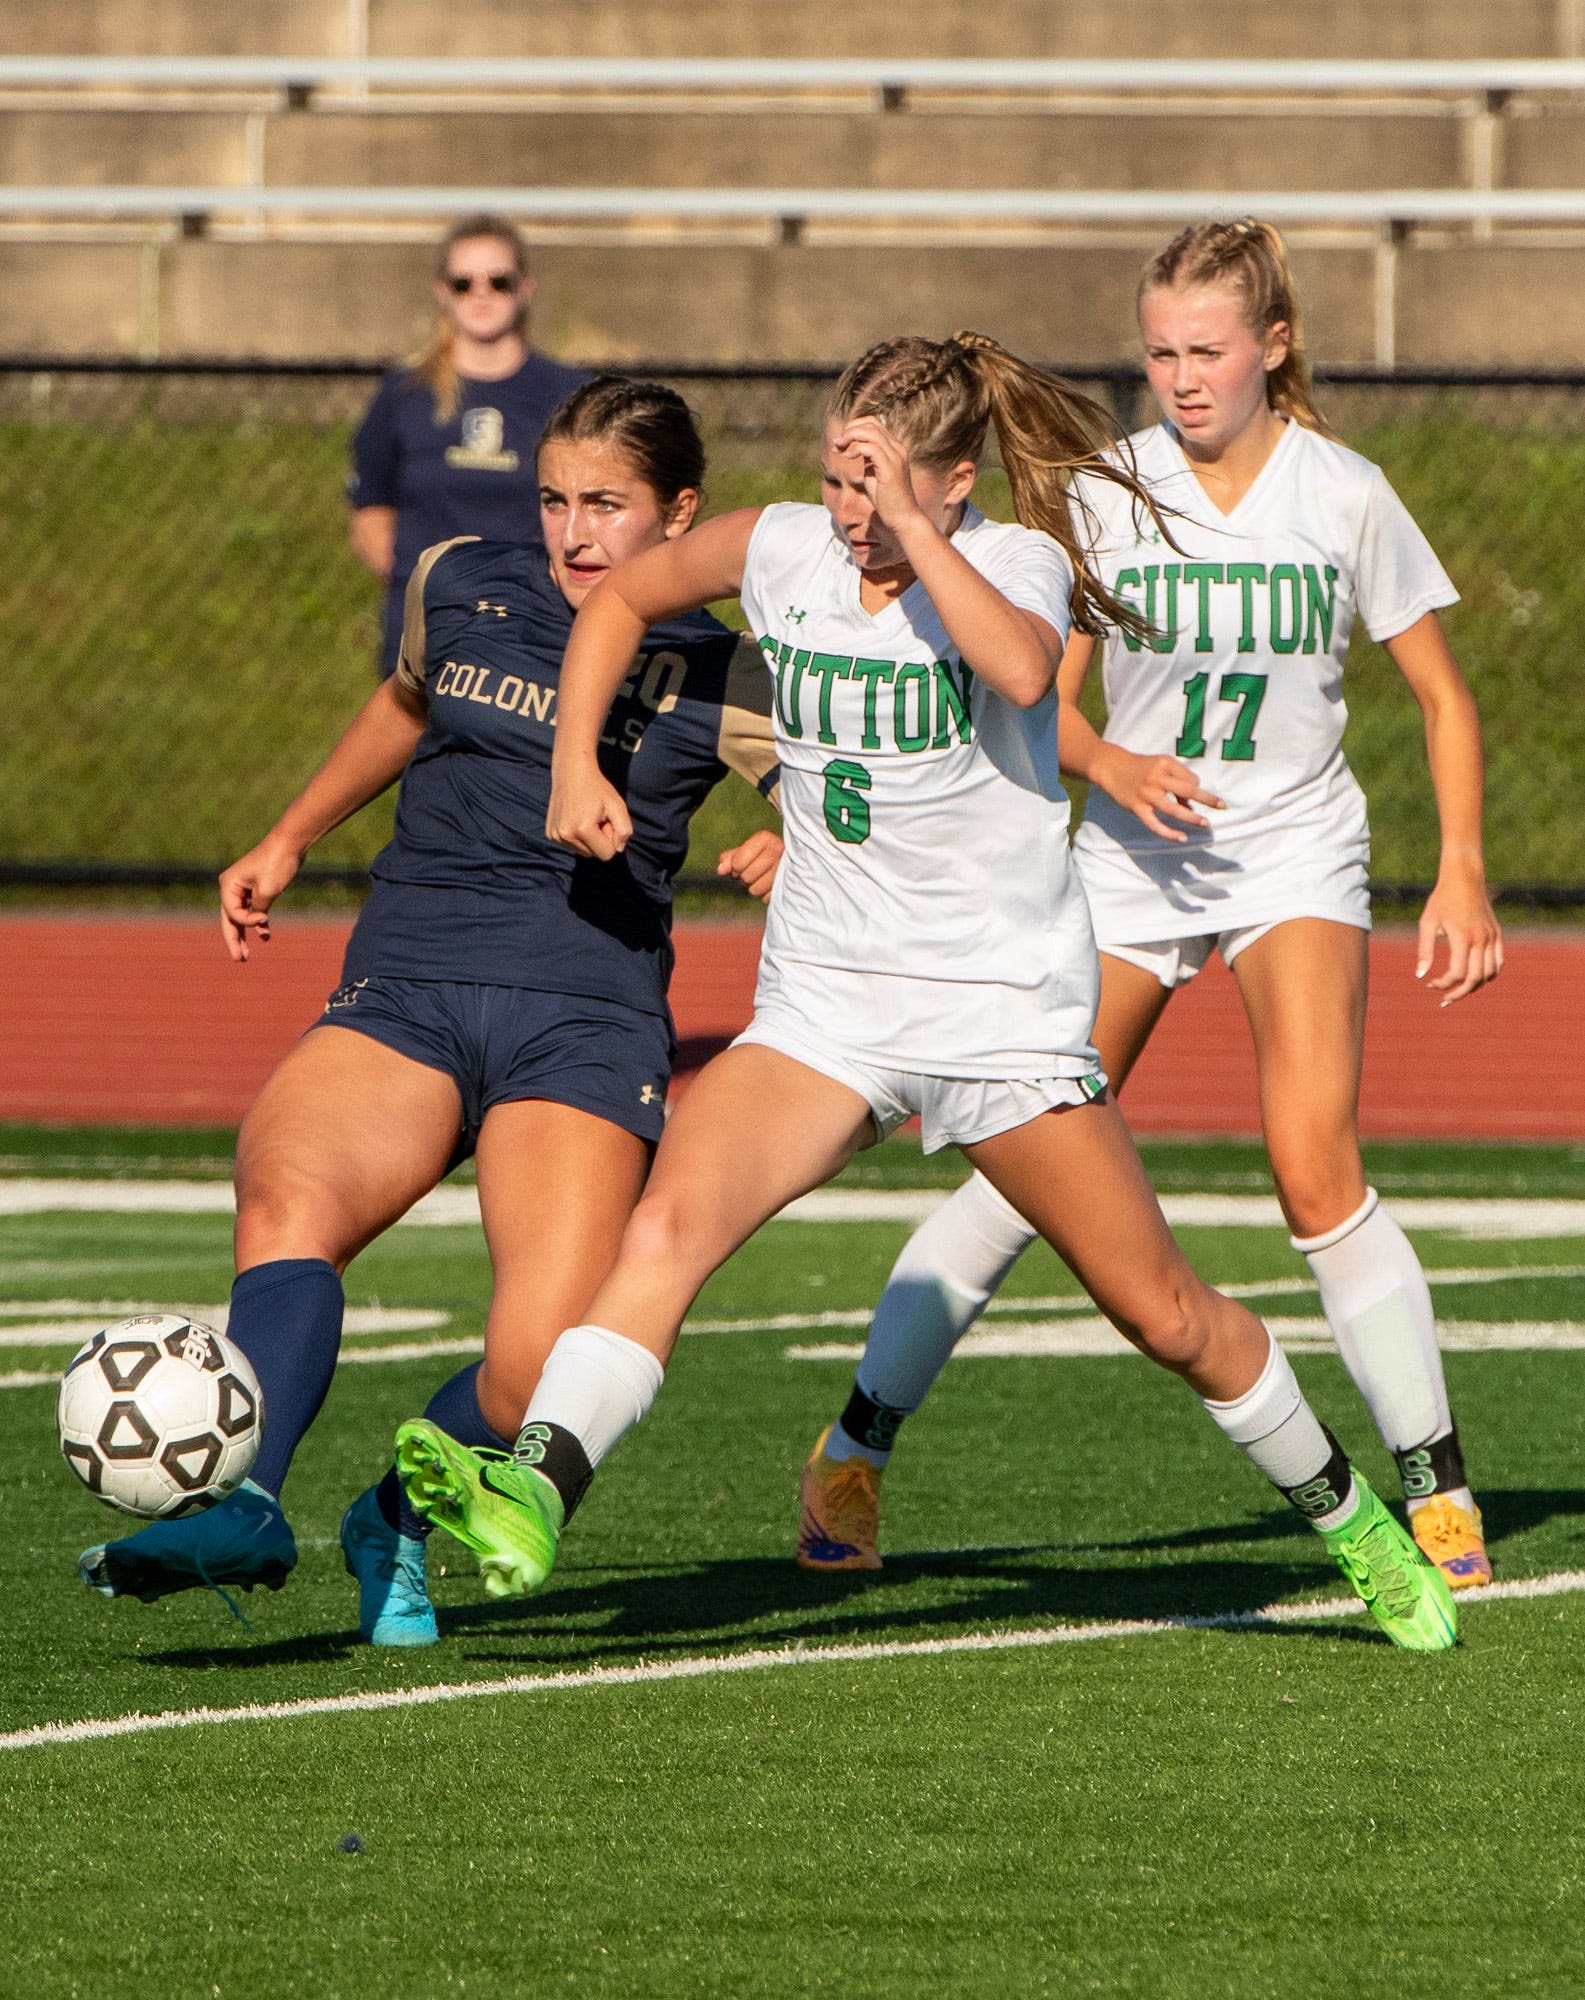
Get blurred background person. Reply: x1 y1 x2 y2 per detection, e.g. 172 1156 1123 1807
347 213 589 676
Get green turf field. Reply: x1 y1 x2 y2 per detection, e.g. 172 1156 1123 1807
3 1131 1583 1998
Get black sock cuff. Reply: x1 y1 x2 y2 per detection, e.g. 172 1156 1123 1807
514 1421 594 1522
1280 1426 1355 1522
840 1381 910 1456
231 1258 343 1305
1395 1423 1467 1500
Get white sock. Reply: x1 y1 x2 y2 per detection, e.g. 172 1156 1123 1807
519 1324 664 1472
828 1171 1037 1468
1201 1333 1358 1531
1295 1189 1466 1511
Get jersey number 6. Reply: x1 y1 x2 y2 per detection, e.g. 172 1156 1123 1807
822 757 873 845
1175 670 1268 762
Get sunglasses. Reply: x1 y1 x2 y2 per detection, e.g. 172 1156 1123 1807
446 272 518 296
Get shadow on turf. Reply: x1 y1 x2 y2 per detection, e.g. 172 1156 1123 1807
440 1541 1359 1662
140 1489 1580 1672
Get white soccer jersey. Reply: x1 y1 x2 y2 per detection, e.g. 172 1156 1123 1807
1071 419 1457 940
739 500 1100 1078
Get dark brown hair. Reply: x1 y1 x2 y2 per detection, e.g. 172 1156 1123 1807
537 376 706 510
828 333 1174 636
409 213 532 424
1139 218 1336 438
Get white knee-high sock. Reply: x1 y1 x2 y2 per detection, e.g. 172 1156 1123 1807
518 1324 664 1474
825 1171 1037 1467
1201 1333 1358 1531
1294 1189 1457 1472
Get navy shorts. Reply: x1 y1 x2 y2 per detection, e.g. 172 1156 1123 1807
313 976 673 1157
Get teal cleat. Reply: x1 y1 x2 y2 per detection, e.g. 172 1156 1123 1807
340 1485 439 1648
79 1479 297 1603
395 1418 562 1600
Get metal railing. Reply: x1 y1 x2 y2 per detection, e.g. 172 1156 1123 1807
10 186 1585 232
5 56 1585 95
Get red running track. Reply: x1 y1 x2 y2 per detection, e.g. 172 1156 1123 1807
1 914 1580 1139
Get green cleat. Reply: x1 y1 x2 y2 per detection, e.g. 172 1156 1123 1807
394 1419 563 1600
1317 1472 1458 1651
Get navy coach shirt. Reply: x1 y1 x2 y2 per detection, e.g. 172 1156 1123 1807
348 352 589 674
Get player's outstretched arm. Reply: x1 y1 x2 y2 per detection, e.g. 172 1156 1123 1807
219 676 427 962
1385 609 1503 1004
1055 631 1225 841
548 510 760 860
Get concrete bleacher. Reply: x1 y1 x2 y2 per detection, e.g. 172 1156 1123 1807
4 1 1585 365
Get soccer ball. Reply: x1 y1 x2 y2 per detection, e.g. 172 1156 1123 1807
57 1315 263 1519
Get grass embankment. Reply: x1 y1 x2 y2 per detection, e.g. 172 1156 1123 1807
3 404 1582 891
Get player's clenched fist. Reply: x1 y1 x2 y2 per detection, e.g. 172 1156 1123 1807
546 763 633 860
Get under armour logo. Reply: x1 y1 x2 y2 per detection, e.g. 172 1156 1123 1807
476 599 508 617
639 1083 659 1105
786 604 808 625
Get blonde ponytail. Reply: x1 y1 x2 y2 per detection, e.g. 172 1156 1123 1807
1140 217 1337 440
828 333 1178 638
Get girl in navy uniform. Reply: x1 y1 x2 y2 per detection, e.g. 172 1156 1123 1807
348 213 588 676
81 378 781 1645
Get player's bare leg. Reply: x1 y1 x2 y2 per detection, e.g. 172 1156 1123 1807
396 1045 876 1595
84 1027 464 1606
353 1096 652 1642
964 1094 1268 1400
233 1024 463 1275
795 951 1179 1567
962 1095 1454 1648
1233 918 1487 1582
473 1100 652 1433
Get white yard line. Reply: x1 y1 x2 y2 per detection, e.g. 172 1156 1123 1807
4 1568 1580 1755
0 1305 450 1349
788 1318 1585 1361
3 1180 1583 1239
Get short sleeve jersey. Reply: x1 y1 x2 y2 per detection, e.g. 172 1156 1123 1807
348 353 590 672
1070 419 1457 939
340 538 779 1021
739 501 1100 1079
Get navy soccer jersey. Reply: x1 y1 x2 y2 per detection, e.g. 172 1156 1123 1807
339 537 779 1022
348 353 589 673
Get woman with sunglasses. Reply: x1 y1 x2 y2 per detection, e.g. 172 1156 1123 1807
348 213 588 677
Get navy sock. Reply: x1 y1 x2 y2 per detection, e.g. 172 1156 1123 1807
226 1258 344 1499
376 1362 511 1541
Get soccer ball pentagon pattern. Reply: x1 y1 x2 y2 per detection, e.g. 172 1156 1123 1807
57 1315 263 1519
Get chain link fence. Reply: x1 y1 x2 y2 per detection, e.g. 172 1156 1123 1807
3 359 1583 906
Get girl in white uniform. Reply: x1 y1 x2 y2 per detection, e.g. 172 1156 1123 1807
392 330 1457 1650
803 223 1502 1592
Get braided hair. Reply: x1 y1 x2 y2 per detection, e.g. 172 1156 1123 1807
827 333 1175 637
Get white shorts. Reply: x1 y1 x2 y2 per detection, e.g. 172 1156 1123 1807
733 1010 1108 1154
1099 910 1368 990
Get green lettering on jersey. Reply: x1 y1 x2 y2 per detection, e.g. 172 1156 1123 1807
1268 564 1302 654
932 659 973 747
1226 564 1267 653
892 661 932 752
849 657 896 749
1181 563 1223 652
1303 563 1338 653
1141 564 1180 654
805 653 852 746
1114 568 1145 653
